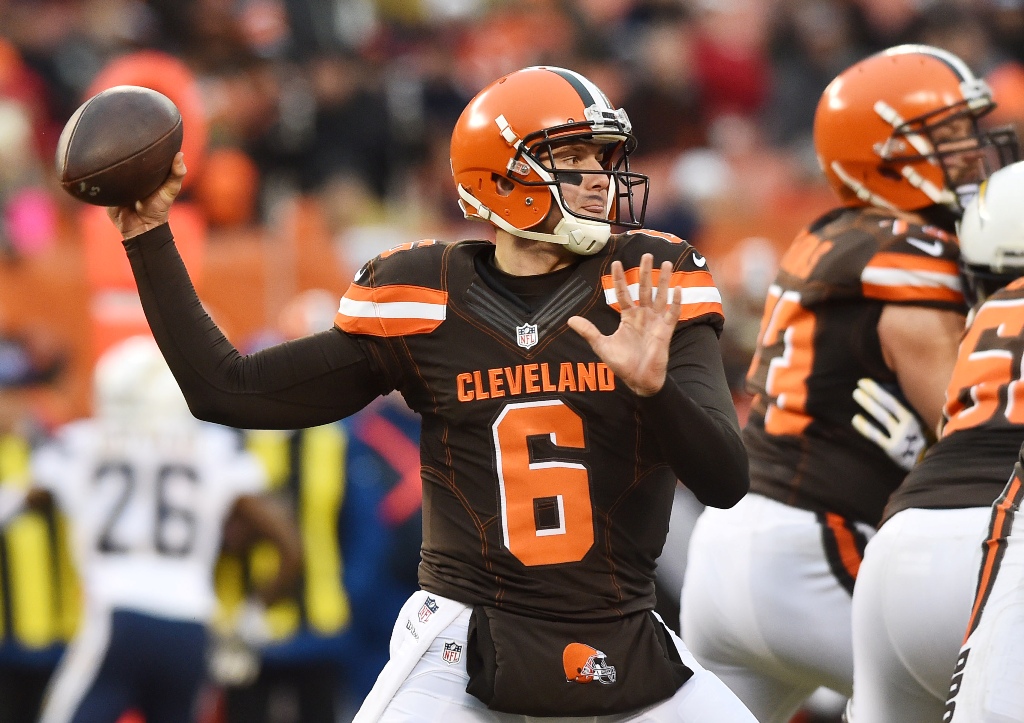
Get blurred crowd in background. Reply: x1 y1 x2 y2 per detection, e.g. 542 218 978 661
1 0 1024 721
3 0 1024 415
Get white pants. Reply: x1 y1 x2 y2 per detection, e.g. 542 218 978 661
355 591 757 722
847 507 989 723
946 487 1024 723
680 494 873 723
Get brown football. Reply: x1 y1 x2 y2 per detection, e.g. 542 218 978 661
55 85 183 206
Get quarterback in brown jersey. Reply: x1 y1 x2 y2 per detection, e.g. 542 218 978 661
847 161 1024 722
680 44 1019 723
104 67 756 721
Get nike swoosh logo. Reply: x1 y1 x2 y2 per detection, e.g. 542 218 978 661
692 252 707 267
906 237 944 257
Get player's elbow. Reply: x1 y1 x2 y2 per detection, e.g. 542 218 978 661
712 475 750 509
700 481 749 509
693 454 750 509
186 398 244 428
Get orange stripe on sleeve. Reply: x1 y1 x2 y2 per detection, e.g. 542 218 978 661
866 252 960 275
601 269 723 321
861 253 963 304
861 283 964 304
335 283 447 337
340 284 447 305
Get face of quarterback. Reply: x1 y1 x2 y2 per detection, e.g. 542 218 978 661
537 140 612 233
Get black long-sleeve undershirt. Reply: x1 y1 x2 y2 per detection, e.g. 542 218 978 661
641 325 749 508
125 224 387 429
124 224 748 508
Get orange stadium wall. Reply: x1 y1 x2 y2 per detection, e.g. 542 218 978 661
0 197 349 426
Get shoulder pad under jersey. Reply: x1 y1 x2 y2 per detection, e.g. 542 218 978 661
608 230 724 331
336 239 449 337
785 209 964 309
863 216 964 307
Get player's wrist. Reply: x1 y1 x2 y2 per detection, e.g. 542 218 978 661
629 380 664 397
120 221 162 240
120 221 173 246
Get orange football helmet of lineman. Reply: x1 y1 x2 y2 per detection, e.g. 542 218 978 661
562 642 617 684
814 44 1018 214
450 66 648 255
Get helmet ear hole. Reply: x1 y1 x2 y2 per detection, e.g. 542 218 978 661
492 173 515 196
878 165 903 181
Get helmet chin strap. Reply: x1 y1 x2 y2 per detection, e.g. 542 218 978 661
872 100 960 210
830 161 898 210
460 114 616 255
456 184 611 255
900 166 958 208
831 160 959 212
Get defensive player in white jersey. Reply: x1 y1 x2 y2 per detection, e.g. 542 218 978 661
0 336 302 723
847 160 1024 722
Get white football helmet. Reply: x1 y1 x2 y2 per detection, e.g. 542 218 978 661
958 160 1024 305
94 335 195 437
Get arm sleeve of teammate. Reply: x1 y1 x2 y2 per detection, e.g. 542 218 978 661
123 224 390 429
638 322 749 508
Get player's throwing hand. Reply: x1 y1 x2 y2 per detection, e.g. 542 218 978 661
107 152 187 240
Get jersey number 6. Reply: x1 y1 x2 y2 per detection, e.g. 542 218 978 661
492 400 594 567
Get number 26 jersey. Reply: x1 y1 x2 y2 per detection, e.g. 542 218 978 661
31 421 266 621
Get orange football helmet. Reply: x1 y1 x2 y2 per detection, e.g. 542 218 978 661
562 642 617 684
814 44 1018 214
450 66 648 255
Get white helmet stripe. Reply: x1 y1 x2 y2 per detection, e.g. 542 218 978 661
885 44 977 83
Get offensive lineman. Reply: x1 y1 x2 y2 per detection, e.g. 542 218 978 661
848 159 1024 722
104 67 756 720
938 168 1024 723
680 44 1018 723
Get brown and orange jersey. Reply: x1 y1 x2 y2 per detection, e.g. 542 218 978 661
744 206 966 526
883 277 1024 522
335 231 723 621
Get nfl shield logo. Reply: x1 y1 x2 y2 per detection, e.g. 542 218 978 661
442 640 463 665
418 597 439 624
516 323 539 349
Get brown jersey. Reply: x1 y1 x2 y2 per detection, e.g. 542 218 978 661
744 206 966 526
883 277 1024 523
334 231 723 621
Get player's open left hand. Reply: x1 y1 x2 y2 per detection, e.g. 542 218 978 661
568 253 681 397
107 152 187 240
852 377 927 471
